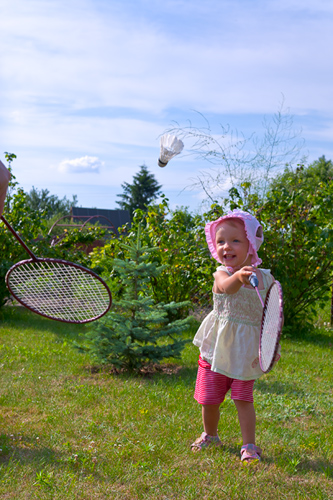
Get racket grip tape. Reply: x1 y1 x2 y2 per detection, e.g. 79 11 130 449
249 272 259 288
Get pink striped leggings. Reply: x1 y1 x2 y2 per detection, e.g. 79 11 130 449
194 356 255 405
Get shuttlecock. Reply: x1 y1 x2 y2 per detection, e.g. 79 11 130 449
158 134 184 167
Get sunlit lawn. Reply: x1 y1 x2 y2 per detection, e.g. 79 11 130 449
0 306 332 499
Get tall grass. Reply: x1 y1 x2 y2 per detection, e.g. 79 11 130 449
0 306 332 499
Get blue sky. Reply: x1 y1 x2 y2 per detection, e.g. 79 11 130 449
1 0 333 213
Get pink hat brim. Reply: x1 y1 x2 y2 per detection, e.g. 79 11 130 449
204 211 263 267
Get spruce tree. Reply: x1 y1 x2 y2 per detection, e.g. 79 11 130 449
116 165 162 219
82 225 191 371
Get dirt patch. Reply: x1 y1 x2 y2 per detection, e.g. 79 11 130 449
86 362 183 378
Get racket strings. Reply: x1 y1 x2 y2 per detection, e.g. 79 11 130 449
7 260 110 322
260 284 281 372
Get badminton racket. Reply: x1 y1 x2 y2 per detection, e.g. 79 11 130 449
1 215 112 324
249 273 284 373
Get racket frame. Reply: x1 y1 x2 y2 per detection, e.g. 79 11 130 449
259 280 284 373
1 215 112 323
5 257 112 324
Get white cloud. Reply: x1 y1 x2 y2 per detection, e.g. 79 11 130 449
58 156 103 174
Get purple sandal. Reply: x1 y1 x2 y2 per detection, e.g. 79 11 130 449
240 444 262 462
191 432 222 453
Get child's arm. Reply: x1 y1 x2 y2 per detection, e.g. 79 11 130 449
213 266 255 294
0 160 11 216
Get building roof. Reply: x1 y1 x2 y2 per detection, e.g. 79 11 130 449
71 207 131 232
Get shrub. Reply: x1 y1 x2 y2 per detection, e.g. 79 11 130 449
90 198 217 318
81 225 192 370
227 166 333 330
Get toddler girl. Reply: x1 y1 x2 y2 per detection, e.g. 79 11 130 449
191 209 279 462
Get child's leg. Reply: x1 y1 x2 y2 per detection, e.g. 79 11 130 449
191 403 222 452
233 399 256 445
231 380 262 461
202 404 220 436
192 358 229 451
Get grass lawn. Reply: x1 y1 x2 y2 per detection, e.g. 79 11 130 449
0 306 332 499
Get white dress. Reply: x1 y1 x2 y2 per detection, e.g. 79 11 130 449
193 266 274 381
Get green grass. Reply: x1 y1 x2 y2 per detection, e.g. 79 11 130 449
0 306 332 499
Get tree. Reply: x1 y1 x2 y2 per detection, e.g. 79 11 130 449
25 187 78 219
269 156 333 328
3 152 19 211
81 224 191 371
300 155 333 184
270 155 333 191
130 198 215 316
116 165 162 219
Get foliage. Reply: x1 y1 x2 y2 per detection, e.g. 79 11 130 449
48 226 107 269
82 225 192 370
3 152 19 210
0 156 106 307
227 162 333 330
0 187 50 306
116 164 162 219
271 155 333 188
25 186 78 219
132 199 218 316
91 197 218 318
303 155 333 183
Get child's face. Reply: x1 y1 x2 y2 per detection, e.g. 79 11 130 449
215 219 251 268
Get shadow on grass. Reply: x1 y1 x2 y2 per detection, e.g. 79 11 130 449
220 443 333 477
0 433 104 480
298 458 333 477
1 305 86 342
265 452 333 477
283 328 333 347
85 363 199 388
255 379 306 398
147 365 198 389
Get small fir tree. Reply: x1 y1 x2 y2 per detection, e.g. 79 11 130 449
116 165 162 219
82 225 192 371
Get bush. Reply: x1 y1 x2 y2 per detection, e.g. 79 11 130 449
81 225 192 371
227 165 333 330
90 197 217 318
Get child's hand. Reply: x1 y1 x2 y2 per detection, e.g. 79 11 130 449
235 266 256 286
214 266 257 294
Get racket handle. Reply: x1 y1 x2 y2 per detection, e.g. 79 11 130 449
1 215 38 260
249 272 259 288
249 272 265 307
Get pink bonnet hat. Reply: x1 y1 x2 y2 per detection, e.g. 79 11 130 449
205 209 264 267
